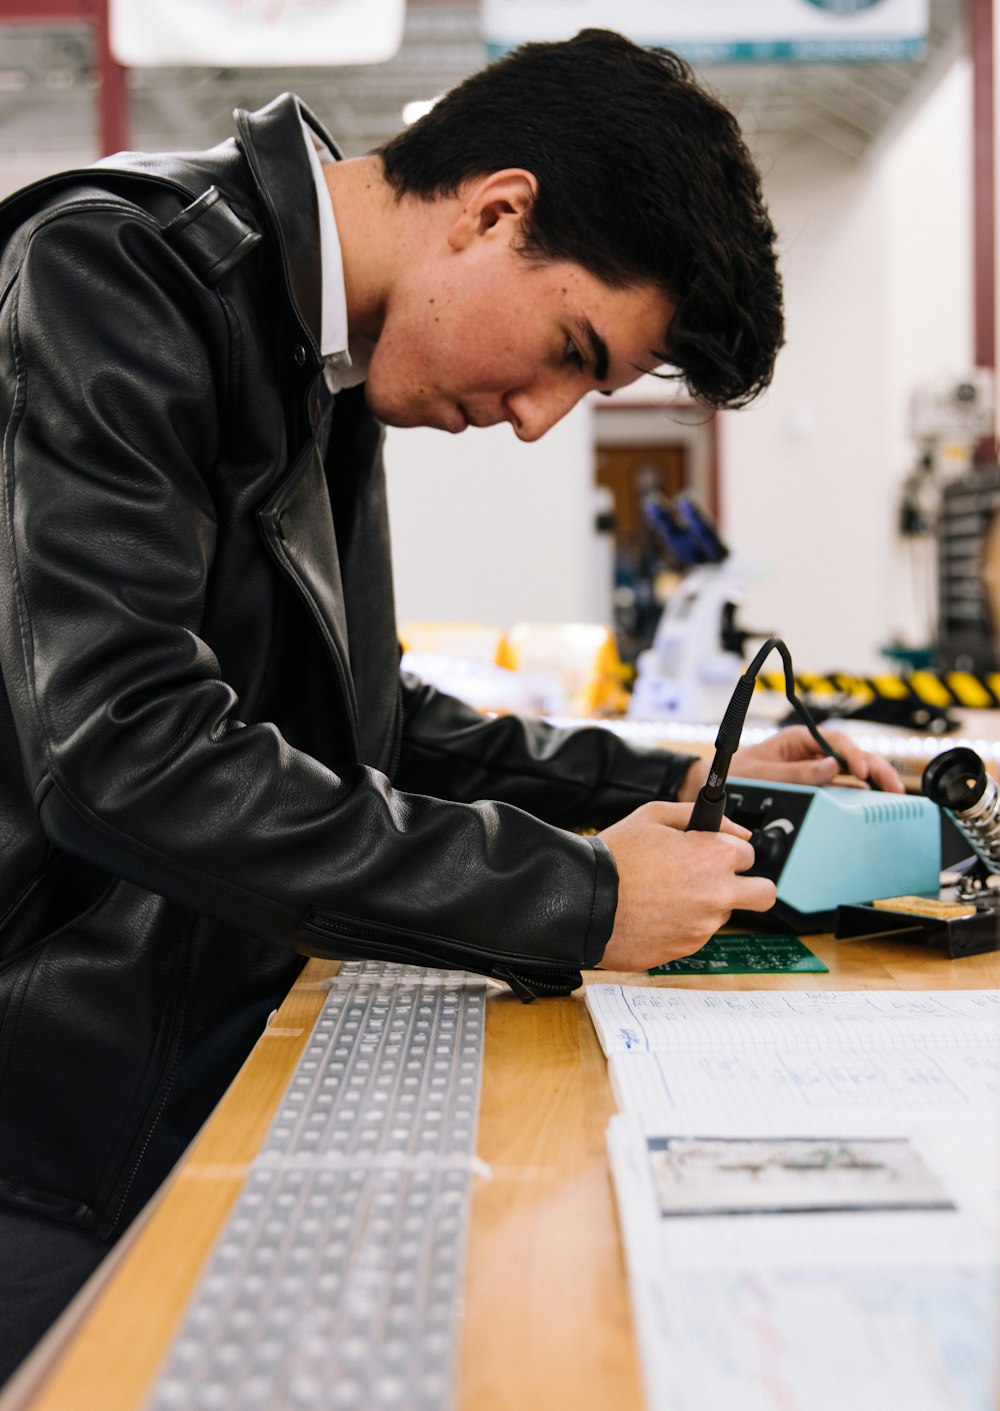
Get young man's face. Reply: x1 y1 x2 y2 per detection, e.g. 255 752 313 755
363 178 674 441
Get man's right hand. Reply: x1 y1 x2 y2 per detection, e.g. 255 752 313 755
597 801 777 971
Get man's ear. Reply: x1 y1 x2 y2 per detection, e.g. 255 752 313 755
447 169 539 252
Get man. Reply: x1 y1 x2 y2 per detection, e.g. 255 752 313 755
0 27 899 1379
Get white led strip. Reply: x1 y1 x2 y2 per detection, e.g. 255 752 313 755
548 716 1000 775
144 962 486 1411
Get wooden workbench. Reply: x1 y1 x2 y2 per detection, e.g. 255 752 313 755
4 931 999 1411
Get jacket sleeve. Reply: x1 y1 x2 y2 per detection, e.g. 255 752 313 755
396 672 697 829
0 203 616 996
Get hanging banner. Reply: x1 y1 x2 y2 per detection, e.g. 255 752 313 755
481 0 929 62
109 0 406 67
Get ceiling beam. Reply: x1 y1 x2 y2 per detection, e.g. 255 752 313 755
970 0 995 373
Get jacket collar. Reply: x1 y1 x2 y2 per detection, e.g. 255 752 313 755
234 93 344 366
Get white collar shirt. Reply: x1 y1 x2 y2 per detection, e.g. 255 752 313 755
299 118 373 393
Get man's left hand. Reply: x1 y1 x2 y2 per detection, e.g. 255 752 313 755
677 724 905 802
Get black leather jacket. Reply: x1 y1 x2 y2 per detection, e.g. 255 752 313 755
0 95 693 1234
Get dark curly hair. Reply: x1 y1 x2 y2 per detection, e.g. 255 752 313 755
377 29 783 409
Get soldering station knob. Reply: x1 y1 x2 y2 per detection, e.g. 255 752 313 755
748 818 795 876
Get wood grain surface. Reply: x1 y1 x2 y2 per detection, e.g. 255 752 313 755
5 932 999 1411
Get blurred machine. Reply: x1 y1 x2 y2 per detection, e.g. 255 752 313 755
898 370 998 671
936 465 1000 672
628 495 762 723
909 370 995 483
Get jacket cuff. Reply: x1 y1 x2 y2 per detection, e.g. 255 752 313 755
658 750 699 801
584 835 620 968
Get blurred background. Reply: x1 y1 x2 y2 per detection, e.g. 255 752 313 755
0 0 993 710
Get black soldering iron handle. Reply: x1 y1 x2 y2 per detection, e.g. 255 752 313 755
684 670 754 835
687 787 728 832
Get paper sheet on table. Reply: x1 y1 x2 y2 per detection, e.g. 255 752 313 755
595 986 1000 1411
608 1113 999 1411
585 985 1000 1055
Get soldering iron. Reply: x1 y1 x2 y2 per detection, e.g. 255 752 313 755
685 636 848 834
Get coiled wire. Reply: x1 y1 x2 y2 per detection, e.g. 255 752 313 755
922 747 1000 873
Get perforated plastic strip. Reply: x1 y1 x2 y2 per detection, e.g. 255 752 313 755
144 961 487 1411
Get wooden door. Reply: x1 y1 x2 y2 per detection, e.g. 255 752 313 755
594 443 688 556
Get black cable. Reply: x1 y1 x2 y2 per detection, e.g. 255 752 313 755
686 636 849 833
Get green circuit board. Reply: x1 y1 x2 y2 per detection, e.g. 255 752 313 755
649 933 828 976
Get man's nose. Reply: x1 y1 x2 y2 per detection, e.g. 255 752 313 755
505 383 585 442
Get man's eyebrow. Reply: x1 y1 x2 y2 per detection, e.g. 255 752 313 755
579 319 610 383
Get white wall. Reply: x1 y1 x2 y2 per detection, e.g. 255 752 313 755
881 56 973 648
385 403 602 628
723 56 972 674
723 142 895 672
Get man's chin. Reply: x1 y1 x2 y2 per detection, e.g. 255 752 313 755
363 387 429 430
363 386 405 427
363 387 465 434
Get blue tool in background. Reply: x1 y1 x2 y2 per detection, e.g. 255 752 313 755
629 494 769 723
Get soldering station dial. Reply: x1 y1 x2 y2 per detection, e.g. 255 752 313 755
749 817 796 877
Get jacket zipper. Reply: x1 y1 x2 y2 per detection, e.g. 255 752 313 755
492 967 584 1001
387 680 404 779
109 1025 184 1232
107 936 191 1233
258 522 361 758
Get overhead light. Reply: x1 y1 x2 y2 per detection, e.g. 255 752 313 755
402 97 441 125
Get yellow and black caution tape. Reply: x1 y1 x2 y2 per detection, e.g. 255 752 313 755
756 669 1000 710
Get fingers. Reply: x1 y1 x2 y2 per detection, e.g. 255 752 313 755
739 726 905 795
815 728 868 778
631 799 752 839
733 874 778 912
598 808 778 971
813 728 906 794
631 799 695 830
868 759 906 793
724 833 758 872
747 756 839 787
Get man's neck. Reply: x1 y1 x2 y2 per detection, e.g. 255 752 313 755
324 157 476 348
322 156 400 346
